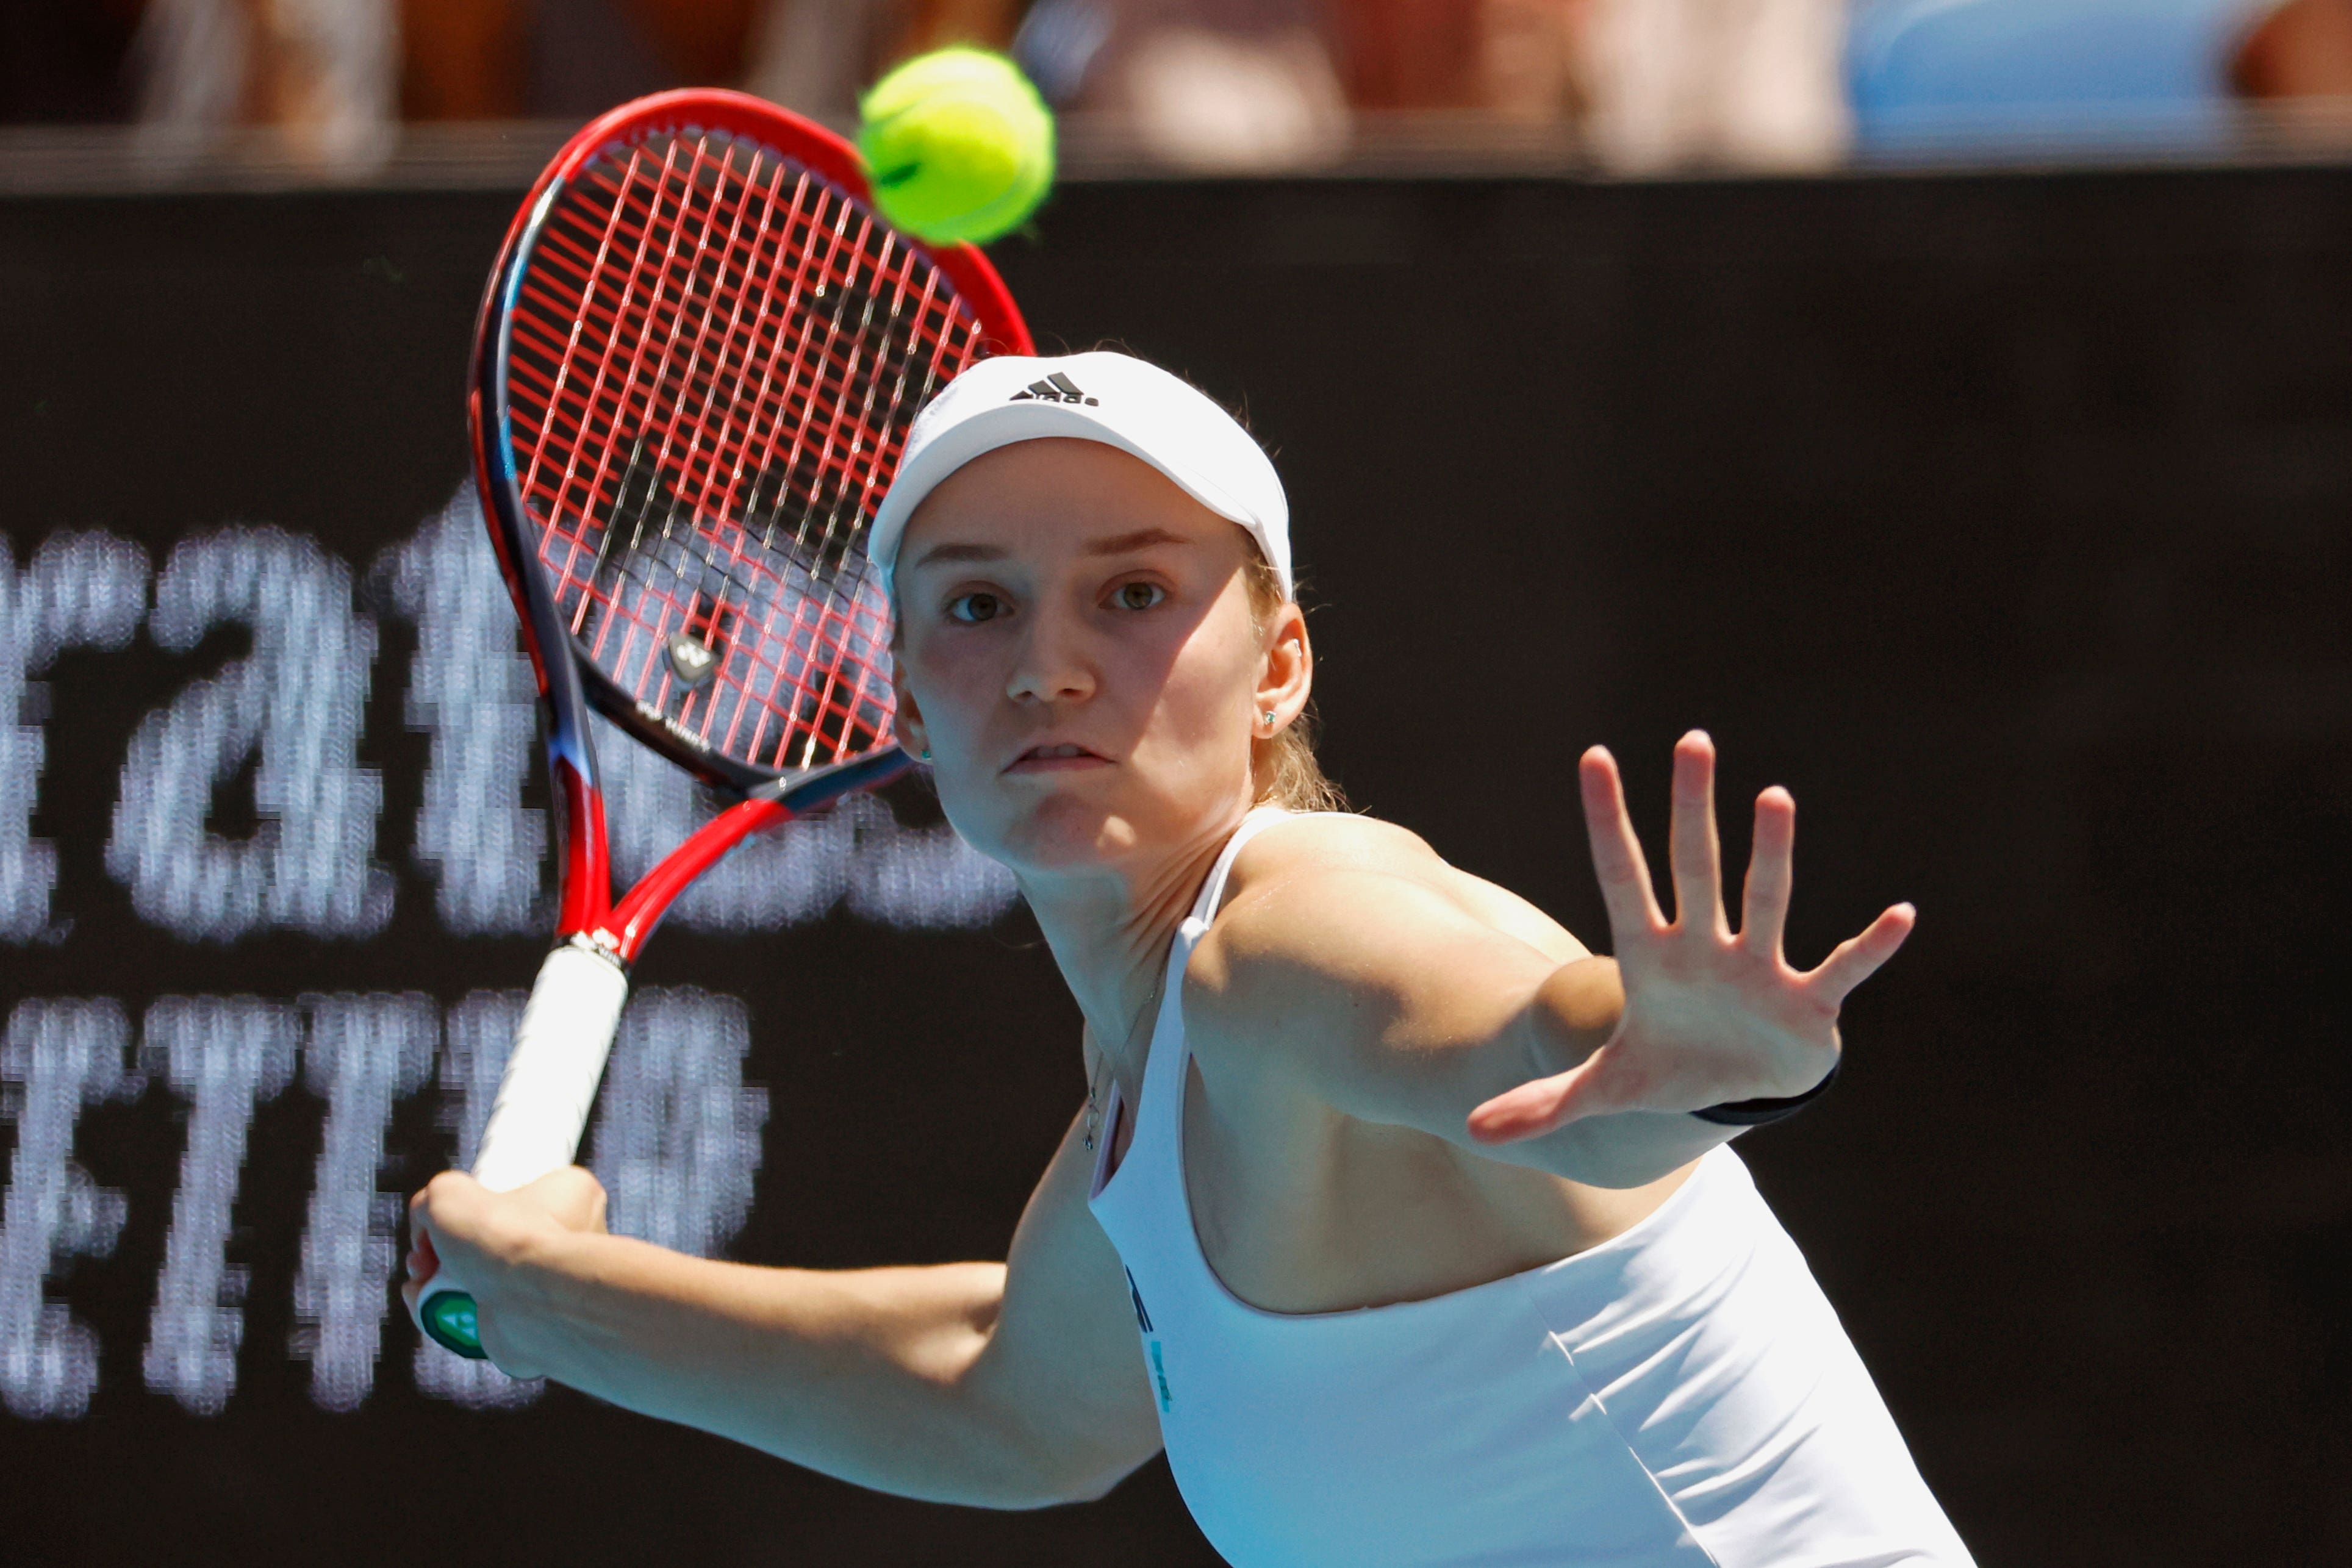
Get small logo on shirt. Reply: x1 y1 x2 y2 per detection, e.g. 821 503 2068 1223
1149 1342 1174 1414
1009 372 1099 407
1128 1269 1172 1412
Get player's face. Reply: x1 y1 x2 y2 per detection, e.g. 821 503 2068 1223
891 438 1270 878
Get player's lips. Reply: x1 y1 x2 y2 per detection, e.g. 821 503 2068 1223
1004 742 1112 773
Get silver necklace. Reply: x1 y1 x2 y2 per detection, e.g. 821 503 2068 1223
1085 964 1166 1153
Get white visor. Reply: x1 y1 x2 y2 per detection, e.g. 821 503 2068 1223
868 350 1291 602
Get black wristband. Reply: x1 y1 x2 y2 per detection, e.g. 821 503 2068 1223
1690 1057 1841 1126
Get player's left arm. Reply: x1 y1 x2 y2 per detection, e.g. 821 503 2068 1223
1186 731 1913 1190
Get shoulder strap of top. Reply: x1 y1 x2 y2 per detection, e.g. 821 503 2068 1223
1135 806 1299 1112
1183 804 1294 928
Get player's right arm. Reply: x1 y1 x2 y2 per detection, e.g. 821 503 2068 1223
404 1105 1163 1509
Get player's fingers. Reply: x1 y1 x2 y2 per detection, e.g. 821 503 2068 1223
401 1228 438 1295
1805 903 1917 1004
1580 746 1665 937
1739 786 1795 957
400 1244 434 1307
522 1165 610 1234
1466 1074 1576 1144
1467 1049 1639 1144
1666 731 1727 936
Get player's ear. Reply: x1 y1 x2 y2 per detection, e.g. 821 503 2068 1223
1254 601 1311 729
891 653 931 759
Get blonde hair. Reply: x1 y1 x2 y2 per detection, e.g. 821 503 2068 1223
1242 551 1346 813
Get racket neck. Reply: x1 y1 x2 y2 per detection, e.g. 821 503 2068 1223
552 752 615 943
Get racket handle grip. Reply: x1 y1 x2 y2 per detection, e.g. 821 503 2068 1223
473 940 631 1189
415 940 629 1359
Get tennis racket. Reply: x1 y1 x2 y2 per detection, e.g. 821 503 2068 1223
413 88 1034 1359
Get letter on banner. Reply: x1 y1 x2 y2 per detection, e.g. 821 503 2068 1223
0 532 149 942
381 488 1016 937
142 997 298 1414
0 999 133 1419
590 714 1018 933
292 994 435 1412
379 488 545 934
589 989 767 1259
414 989 771 1405
844 796 1025 929
106 528 390 942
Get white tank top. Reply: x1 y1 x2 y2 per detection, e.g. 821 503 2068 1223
1087 808 1976 1568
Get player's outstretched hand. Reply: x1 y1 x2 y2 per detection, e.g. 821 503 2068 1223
1468 731 1913 1145
404 1166 609 1376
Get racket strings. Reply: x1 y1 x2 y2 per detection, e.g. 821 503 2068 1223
504 123 985 776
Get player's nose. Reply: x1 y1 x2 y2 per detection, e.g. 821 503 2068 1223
1004 615 1095 705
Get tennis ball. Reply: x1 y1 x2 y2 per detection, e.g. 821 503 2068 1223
858 48 1055 246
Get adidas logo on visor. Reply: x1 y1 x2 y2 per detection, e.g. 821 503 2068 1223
1009 372 1099 406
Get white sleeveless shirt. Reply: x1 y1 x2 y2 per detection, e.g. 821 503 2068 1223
1087 809 1975 1568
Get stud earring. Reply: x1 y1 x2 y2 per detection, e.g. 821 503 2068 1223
1261 710 1277 729
919 747 932 761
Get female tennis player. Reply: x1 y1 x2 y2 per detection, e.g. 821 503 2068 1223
407 351 1974 1566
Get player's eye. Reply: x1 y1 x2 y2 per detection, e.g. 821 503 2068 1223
1112 581 1165 612
947 591 1006 624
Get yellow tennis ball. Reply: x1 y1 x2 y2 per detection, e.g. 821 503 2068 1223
858 48 1055 246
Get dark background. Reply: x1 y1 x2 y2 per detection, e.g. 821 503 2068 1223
2 165 2348 1564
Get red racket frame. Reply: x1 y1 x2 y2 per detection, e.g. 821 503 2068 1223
469 89 1034 964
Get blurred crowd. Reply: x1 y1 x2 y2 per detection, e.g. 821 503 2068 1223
7 0 2352 176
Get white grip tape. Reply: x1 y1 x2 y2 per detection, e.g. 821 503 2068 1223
470 942 630 1192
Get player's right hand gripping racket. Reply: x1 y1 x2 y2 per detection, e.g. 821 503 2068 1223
412 88 1033 1359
